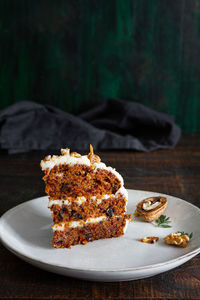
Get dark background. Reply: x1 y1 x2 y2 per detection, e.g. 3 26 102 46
0 0 200 132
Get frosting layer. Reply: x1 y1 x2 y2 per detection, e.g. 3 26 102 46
48 186 128 207
52 216 106 231
52 215 130 232
40 149 124 185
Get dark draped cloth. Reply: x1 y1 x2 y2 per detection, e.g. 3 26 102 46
0 99 181 154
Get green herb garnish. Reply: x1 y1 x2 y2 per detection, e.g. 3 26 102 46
178 231 193 239
155 215 172 228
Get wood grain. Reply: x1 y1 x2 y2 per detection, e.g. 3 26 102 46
0 133 199 299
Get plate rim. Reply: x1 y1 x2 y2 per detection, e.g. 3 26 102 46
1 189 200 273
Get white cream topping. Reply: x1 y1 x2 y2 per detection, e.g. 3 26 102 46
48 196 87 208
52 216 107 231
52 215 130 232
48 186 128 208
123 219 130 234
41 155 91 171
116 186 128 200
142 200 161 211
40 151 123 185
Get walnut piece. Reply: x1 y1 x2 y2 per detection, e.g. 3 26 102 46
88 153 101 164
87 144 101 164
43 155 51 161
140 236 159 244
70 152 81 158
164 232 190 248
61 148 70 156
51 155 59 162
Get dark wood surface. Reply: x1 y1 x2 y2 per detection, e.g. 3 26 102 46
0 133 200 300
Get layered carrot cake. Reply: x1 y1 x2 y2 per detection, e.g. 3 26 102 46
40 146 131 248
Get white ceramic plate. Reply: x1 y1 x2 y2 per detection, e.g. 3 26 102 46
0 190 200 282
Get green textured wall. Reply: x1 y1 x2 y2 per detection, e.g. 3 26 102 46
0 0 200 132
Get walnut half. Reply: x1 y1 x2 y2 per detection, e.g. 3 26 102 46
135 196 168 222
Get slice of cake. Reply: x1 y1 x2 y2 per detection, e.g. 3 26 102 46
40 145 131 248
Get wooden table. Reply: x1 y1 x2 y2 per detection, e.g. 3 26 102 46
1 133 200 300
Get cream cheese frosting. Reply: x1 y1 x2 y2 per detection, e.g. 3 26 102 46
52 216 107 231
52 215 130 231
48 186 128 207
40 154 91 171
123 219 129 234
48 196 87 207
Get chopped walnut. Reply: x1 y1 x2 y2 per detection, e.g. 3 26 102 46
164 232 190 248
43 155 51 161
61 148 70 156
71 152 81 158
140 236 159 244
51 155 59 161
87 144 101 164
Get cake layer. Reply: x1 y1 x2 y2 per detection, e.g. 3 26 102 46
43 164 122 199
49 186 128 222
40 149 124 185
50 193 127 222
52 214 131 248
48 186 128 206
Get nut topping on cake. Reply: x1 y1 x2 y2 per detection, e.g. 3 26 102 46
52 155 58 160
61 148 70 156
70 152 81 158
43 155 51 161
88 144 101 164
135 196 168 222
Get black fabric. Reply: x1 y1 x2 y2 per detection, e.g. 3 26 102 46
0 99 181 154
